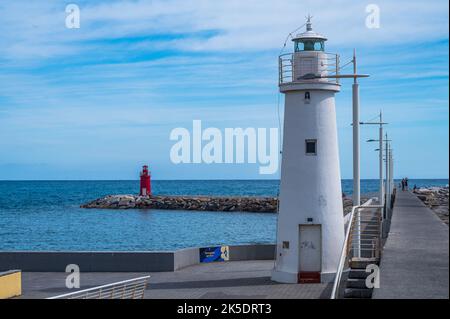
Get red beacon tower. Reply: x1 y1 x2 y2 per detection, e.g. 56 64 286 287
139 165 152 196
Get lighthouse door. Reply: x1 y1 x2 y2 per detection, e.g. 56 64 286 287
298 225 322 283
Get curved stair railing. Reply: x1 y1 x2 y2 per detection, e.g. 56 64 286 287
47 275 150 299
331 201 383 299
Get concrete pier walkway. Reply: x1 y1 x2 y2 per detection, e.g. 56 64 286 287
373 191 449 299
19 261 332 299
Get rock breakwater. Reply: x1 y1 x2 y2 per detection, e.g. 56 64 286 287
81 195 278 212
414 187 449 225
81 194 359 213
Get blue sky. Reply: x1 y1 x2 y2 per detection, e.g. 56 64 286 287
0 0 448 180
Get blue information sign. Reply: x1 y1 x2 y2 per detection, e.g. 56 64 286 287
199 246 229 263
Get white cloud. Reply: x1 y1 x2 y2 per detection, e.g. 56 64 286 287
0 1 448 179
0 0 448 61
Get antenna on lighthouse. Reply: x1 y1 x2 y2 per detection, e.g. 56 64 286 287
306 14 313 31
279 16 312 55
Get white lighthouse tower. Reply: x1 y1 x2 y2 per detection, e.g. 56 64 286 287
272 17 345 284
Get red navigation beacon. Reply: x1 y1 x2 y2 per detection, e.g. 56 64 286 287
139 165 151 196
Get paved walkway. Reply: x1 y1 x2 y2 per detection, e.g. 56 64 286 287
373 191 449 299
20 261 332 299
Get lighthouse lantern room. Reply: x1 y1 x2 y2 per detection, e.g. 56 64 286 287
272 17 345 284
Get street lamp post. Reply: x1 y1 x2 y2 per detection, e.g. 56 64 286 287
352 49 360 207
361 132 392 237
361 111 388 219
379 112 384 217
317 50 369 208
385 134 390 216
389 146 394 216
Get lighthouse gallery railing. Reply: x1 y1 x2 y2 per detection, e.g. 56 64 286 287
279 52 340 85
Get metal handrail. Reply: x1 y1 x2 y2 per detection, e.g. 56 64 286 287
47 275 150 299
330 203 383 299
279 52 340 85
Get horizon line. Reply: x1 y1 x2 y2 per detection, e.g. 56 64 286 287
0 178 448 182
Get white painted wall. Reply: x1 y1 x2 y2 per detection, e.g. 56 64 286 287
293 51 329 81
272 87 345 283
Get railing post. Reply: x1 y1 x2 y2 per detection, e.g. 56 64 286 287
279 56 282 84
290 55 293 82
336 54 340 84
354 207 361 258
378 207 382 257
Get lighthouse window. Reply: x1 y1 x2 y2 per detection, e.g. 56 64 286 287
314 41 325 51
304 40 315 51
295 40 325 52
295 41 305 51
305 139 317 155
305 92 311 103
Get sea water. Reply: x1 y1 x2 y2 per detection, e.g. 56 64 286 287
0 179 447 251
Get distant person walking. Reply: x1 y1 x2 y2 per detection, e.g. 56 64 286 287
405 178 409 191
401 179 405 191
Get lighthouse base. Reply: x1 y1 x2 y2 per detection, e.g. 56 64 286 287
271 269 337 284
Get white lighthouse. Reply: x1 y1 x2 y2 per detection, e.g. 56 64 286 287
272 17 345 284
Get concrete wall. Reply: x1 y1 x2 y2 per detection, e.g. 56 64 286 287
0 244 276 272
174 247 199 270
0 270 22 299
0 252 174 272
229 244 275 261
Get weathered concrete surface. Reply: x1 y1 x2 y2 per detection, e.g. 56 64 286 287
228 244 275 261
173 248 199 271
373 191 449 299
18 261 332 299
